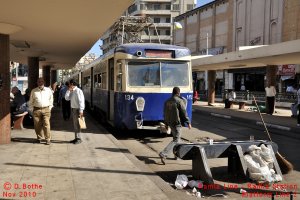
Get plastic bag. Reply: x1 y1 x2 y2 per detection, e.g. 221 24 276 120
175 174 188 189
188 180 203 189
78 117 87 129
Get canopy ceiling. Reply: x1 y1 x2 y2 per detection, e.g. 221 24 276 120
0 0 133 69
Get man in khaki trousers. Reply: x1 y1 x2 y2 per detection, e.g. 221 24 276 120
29 78 53 145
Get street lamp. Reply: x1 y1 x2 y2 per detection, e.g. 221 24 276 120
174 22 183 30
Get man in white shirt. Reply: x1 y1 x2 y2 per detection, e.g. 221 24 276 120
265 83 276 115
29 78 53 145
65 79 85 144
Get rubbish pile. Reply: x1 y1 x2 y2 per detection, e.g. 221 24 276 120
175 174 203 198
244 144 282 183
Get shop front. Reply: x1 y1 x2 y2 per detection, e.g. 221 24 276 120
228 67 266 92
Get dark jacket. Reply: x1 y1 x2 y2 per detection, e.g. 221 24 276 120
164 95 190 127
11 91 27 113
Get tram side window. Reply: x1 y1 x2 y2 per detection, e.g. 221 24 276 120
94 74 98 88
97 74 102 88
161 62 189 87
102 72 107 89
83 76 91 88
128 61 160 86
116 61 123 91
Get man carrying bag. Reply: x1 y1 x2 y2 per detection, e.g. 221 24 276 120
65 79 85 144
78 116 87 129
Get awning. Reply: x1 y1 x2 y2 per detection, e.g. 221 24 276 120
281 75 294 81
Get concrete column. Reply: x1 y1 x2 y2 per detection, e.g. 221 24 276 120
266 65 277 86
28 57 39 90
51 70 57 86
0 34 11 144
42 65 51 87
207 70 216 105
265 65 277 112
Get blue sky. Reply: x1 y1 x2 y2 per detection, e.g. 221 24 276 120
197 0 214 7
86 0 214 57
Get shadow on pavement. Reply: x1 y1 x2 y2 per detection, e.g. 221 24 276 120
5 162 157 176
11 137 70 144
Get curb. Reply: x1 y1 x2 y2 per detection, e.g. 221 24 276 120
256 122 291 131
210 113 231 119
193 108 300 140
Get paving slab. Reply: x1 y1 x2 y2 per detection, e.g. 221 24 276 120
0 109 172 200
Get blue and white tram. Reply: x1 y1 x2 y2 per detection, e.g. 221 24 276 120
81 43 193 131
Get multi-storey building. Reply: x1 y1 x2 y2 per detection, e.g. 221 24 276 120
174 0 300 95
101 0 196 54
174 0 234 94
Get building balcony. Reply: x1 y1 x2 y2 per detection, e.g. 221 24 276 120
131 10 172 16
141 35 171 40
153 23 172 27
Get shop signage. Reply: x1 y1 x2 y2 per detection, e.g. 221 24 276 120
278 65 295 76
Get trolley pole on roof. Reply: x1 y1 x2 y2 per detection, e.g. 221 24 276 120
121 21 125 45
108 16 154 51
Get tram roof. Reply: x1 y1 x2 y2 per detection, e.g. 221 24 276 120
115 43 191 58
0 0 133 69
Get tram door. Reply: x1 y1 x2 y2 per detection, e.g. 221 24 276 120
108 58 114 121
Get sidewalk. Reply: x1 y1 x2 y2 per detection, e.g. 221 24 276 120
193 101 300 138
0 108 191 200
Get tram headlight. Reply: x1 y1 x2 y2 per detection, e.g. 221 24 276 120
136 51 143 57
136 97 145 111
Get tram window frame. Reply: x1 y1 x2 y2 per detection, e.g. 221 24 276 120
94 74 98 88
127 60 189 87
127 61 161 87
83 76 91 88
161 61 189 87
102 72 107 89
97 74 102 88
116 61 123 91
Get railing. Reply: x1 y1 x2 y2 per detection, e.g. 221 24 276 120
198 90 298 103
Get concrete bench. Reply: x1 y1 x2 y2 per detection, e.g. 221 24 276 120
173 140 282 184
235 100 247 109
13 111 28 130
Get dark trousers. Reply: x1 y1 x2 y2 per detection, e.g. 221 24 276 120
72 108 81 140
10 106 16 127
266 96 275 114
160 125 182 158
62 98 71 120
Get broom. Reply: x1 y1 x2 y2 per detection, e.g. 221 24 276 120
252 95 293 174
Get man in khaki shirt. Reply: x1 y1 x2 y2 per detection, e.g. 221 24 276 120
29 78 53 145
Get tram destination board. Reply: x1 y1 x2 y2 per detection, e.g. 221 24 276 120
145 50 173 58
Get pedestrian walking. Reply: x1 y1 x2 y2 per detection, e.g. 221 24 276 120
29 78 53 145
159 87 191 165
65 79 85 144
59 81 71 120
265 83 276 115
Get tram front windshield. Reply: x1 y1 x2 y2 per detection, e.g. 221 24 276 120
128 61 189 87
